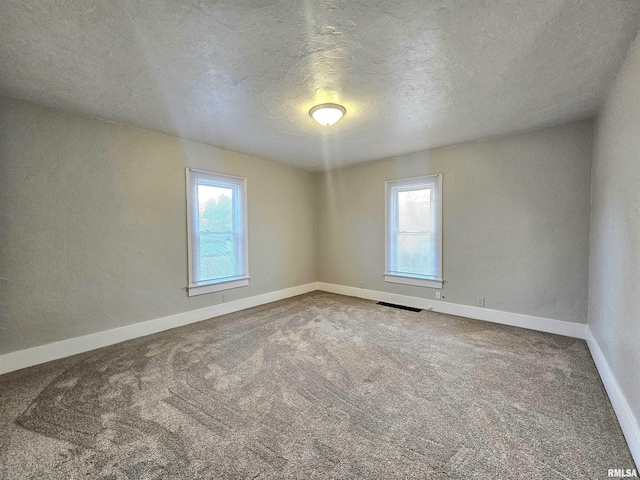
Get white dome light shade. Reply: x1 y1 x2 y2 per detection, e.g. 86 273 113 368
309 103 346 126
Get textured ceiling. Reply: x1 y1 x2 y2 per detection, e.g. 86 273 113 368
1 1 639 170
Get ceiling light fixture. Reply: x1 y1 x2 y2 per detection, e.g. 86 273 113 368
309 103 346 126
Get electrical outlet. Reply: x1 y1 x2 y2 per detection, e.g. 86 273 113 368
222 293 228 303
359 282 365 288
477 297 485 307
435 291 441 299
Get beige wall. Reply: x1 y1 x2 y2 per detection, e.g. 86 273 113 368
0 96 595 358
589 35 640 428
317 121 593 324
0 97 317 355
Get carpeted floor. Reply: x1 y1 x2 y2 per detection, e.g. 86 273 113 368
0 292 634 479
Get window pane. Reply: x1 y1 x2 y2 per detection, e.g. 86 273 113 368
198 185 233 233
188 170 248 292
197 233 236 280
398 188 431 232
396 232 436 276
385 175 441 282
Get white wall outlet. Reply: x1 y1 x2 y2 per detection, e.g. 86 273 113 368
222 293 228 303
359 282 365 288
477 297 485 307
435 291 441 299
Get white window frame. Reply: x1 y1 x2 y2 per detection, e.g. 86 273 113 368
186 168 249 296
384 174 443 289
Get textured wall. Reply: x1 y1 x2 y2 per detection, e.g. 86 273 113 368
0 97 317 355
589 35 640 429
317 121 593 323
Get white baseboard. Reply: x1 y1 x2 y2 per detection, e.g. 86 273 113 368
317 282 586 339
0 282 586 376
586 327 640 467
317 283 640 464
0 282 318 376
2 281 635 465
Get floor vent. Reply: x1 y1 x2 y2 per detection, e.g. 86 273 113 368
377 302 422 313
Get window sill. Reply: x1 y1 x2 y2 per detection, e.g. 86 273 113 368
383 273 443 289
188 276 250 297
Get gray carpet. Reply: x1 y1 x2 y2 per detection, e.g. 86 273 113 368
0 292 634 479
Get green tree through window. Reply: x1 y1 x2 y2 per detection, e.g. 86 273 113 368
199 193 233 232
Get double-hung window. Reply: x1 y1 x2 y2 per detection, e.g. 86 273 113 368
186 169 249 296
385 174 443 289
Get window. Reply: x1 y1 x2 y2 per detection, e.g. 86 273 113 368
186 169 249 296
385 174 443 289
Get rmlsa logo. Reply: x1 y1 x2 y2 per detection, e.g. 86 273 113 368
608 469 638 478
